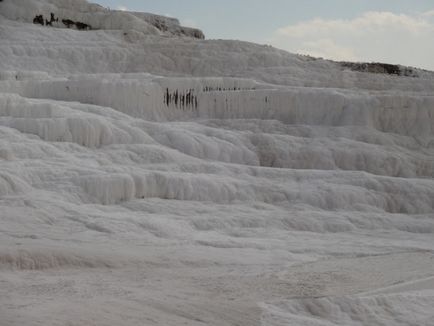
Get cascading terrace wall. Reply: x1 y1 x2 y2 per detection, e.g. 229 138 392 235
11 75 434 140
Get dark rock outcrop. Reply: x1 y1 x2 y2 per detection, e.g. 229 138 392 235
75 21 91 30
340 62 418 77
33 15 44 26
61 19 91 30
62 19 75 28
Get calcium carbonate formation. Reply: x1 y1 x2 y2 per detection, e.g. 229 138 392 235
0 1 433 325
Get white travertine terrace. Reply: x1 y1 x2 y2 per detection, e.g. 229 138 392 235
0 1 433 325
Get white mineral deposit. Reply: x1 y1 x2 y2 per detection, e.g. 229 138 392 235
0 1 433 325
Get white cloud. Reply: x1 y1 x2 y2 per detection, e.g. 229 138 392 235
422 10 434 17
270 11 434 70
117 5 128 11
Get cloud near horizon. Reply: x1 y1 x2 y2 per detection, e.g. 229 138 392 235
116 5 128 11
270 11 434 70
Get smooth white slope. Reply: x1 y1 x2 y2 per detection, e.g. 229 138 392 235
1 15 434 90
0 1 434 325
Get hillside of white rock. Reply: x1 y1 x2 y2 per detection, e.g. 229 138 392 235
0 1 433 325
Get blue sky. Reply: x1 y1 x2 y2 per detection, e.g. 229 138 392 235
97 0 434 69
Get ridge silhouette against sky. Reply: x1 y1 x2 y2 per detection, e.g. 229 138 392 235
97 0 434 70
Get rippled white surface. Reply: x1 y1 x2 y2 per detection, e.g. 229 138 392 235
1 1 434 325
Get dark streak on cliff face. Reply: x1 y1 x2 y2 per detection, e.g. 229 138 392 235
164 88 199 111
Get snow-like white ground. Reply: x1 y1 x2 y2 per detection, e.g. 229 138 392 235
1 1 434 325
